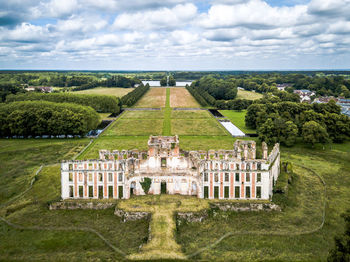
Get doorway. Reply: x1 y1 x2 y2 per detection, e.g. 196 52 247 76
161 181 167 194
130 181 136 196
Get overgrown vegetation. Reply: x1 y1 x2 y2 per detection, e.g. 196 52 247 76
140 177 152 194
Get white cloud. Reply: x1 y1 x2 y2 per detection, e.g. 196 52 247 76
37 0 79 18
1 23 48 43
198 0 309 29
55 15 108 33
112 3 197 30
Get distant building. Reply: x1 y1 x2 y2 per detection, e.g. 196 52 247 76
294 89 315 103
313 96 338 104
61 136 280 200
337 99 350 117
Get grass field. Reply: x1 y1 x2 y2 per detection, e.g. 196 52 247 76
102 118 163 136
120 110 164 119
73 87 134 97
170 88 200 108
0 139 149 261
236 89 263 100
171 119 228 136
171 110 211 119
219 110 256 134
176 142 350 261
133 88 166 108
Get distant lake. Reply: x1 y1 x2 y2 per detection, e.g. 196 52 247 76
141 81 193 87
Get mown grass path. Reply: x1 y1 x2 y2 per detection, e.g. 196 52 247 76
119 195 209 260
162 88 171 136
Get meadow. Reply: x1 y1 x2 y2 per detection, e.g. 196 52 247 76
72 87 134 97
236 89 263 100
170 88 200 108
133 87 166 108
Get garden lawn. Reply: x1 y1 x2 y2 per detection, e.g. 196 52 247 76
121 110 164 119
73 87 134 97
102 118 163 136
171 110 211 119
133 87 166 108
236 89 263 100
219 110 256 134
170 87 200 108
171 119 228 136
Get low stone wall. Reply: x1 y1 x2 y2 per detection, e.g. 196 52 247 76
49 201 115 210
177 210 209 223
210 202 281 212
114 208 150 222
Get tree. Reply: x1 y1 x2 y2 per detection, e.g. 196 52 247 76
328 210 350 262
281 121 298 147
302 121 329 147
168 75 176 86
160 76 167 86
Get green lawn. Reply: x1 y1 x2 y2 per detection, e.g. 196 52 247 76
236 89 263 100
0 139 89 204
176 142 350 261
121 110 164 119
163 88 171 136
171 110 211 119
0 140 149 261
102 118 163 136
171 119 228 136
219 110 256 134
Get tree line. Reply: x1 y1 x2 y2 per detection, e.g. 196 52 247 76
6 92 121 114
246 99 350 146
0 101 100 137
121 83 150 106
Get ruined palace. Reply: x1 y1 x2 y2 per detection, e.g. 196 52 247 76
61 136 280 200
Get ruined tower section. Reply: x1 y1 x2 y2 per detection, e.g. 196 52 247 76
147 135 180 169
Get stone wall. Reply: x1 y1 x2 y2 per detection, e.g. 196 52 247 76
210 202 281 212
49 201 115 210
114 208 150 222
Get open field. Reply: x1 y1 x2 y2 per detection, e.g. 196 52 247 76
73 87 134 97
236 89 263 100
120 110 164 119
0 139 89 204
219 110 256 134
170 88 200 108
102 118 163 136
0 139 149 261
176 142 350 261
133 88 166 108
171 110 211 119
171 119 228 136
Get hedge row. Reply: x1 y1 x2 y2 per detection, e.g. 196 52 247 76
121 83 150 106
6 92 121 113
185 85 209 106
0 101 100 137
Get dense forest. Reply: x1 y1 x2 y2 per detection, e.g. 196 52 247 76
0 101 99 137
6 93 121 114
246 99 350 146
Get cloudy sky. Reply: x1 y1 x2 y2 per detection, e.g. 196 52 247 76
0 0 350 70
